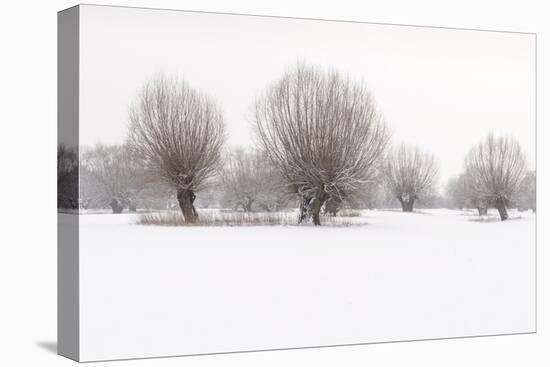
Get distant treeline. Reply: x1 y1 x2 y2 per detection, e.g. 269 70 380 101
58 63 535 224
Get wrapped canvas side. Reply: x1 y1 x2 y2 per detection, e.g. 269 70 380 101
57 5 80 362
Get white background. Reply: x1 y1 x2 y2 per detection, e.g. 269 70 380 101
0 0 547 366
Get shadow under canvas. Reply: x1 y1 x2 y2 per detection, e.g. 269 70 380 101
36 340 57 354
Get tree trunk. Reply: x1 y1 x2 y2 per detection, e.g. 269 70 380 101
495 197 508 221
406 198 415 212
110 198 123 214
398 196 415 212
298 191 328 225
477 207 488 216
243 197 253 212
177 188 198 223
397 196 405 211
298 195 311 223
311 194 327 226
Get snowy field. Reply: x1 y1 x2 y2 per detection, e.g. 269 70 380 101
75 209 535 361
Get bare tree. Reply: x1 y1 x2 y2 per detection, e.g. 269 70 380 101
57 144 79 210
127 74 225 223
464 134 527 221
81 144 147 213
254 64 389 225
446 173 490 215
357 177 387 210
516 170 536 212
221 148 263 212
446 174 467 210
221 147 291 212
254 168 291 212
384 144 438 212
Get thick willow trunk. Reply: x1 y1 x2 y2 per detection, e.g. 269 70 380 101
398 196 415 212
298 191 328 225
110 198 123 214
311 194 327 225
477 207 488 216
177 188 198 223
298 196 311 224
495 197 508 221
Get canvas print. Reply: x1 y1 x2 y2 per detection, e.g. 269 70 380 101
58 4 536 362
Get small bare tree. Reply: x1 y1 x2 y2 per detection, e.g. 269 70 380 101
446 173 490 215
355 177 387 210
221 148 289 212
446 174 468 210
254 64 389 225
516 170 536 212
384 144 438 212
254 168 291 212
221 148 263 212
464 134 527 220
81 144 147 213
127 74 225 223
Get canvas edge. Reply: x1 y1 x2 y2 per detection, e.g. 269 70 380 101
58 5 81 362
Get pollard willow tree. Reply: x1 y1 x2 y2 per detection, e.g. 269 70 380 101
127 75 225 223
254 64 389 225
464 134 527 221
384 144 438 212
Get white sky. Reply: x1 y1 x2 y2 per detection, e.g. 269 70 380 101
79 5 536 184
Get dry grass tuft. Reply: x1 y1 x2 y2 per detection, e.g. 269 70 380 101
337 209 362 217
135 210 362 227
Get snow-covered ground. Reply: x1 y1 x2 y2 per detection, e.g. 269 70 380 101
77 209 536 361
